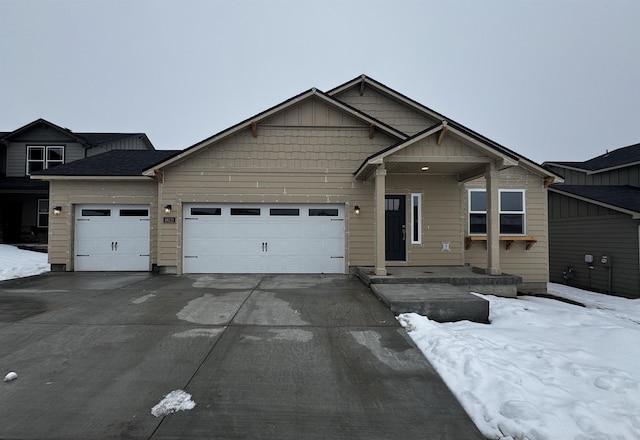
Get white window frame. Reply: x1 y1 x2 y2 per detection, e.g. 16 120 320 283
26 145 65 175
467 189 526 235
411 193 422 244
37 199 49 228
499 189 526 235
468 189 487 235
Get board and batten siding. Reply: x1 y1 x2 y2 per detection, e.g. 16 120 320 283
156 122 396 273
549 192 640 298
332 87 438 136
546 164 640 187
47 180 158 270
463 166 550 292
86 137 150 157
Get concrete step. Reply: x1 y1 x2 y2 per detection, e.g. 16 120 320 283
370 283 490 323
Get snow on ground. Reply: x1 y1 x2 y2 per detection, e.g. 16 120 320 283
2 246 638 437
151 390 196 417
0 245 50 281
399 283 640 440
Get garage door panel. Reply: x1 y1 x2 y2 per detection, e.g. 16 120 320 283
74 205 150 272
183 203 344 274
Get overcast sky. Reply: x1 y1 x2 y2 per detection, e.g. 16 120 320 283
1 0 638 164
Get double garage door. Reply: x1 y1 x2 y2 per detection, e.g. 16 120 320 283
74 204 151 271
183 203 345 274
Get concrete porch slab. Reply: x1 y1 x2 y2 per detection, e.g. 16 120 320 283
356 266 521 297
370 283 490 323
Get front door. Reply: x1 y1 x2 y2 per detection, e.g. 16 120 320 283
385 195 406 261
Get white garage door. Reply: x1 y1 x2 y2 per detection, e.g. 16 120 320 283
74 204 151 271
183 204 345 274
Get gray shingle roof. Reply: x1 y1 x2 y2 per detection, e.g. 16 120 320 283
550 184 640 214
0 119 153 149
549 143 640 171
32 150 179 177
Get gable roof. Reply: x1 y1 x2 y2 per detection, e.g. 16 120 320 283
549 184 640 218
544 143 640 174
31 150 179 180
331 75 559 182
1 118 88 144
142 87 407 175
0 118 154 150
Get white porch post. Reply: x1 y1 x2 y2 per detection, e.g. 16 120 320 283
374 164 387 276
485 161 501 275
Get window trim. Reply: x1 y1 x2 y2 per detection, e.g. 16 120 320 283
411 193 422 244
37 199 49 228
468 189 526 235
26 145 65 175
499 189 526 235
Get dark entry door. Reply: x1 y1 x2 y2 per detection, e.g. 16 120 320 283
385 195 406 261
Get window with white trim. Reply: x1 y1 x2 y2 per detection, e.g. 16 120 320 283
468 189 525 235
411 193 422 244
26 146 64 175
37 199 49 228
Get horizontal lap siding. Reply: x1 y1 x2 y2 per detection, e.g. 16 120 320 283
387 175 464 265
463 167 550 285
48 180 158 269
158 126 391 271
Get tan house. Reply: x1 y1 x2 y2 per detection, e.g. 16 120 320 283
33 75 561 294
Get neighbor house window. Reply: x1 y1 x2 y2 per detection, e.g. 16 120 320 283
37 199 49 228
26 146 64 175
411 193 422 244
468 189 525 235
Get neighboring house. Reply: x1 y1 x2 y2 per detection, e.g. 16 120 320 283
33 75 561 294
0 119 155 243
544 143 640 298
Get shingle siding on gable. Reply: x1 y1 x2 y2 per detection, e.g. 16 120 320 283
157 125 394 271
172 127 394 172
333 87 437 135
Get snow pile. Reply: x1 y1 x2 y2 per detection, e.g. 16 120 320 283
151 390 196 417
0 245 49 281
399 284 640 440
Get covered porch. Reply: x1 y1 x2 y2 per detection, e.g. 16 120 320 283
355 121 525 278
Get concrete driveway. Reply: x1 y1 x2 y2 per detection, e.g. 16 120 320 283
0 273 484 439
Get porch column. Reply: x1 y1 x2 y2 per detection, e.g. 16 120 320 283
374 164 387 276
485 161 501 275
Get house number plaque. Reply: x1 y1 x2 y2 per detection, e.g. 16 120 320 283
163 217 176 224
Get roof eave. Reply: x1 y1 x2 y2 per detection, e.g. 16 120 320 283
548 186 640 219
30 175 152 181
143 88 406 175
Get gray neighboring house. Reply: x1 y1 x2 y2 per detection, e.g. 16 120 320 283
0 118 155 244
544 143 640 298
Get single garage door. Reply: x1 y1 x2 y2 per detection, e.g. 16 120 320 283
183 203 345 273
74 204 151 271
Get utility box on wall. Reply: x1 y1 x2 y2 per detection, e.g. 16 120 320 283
600 255 611 266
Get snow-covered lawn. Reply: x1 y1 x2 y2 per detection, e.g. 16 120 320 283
0 244 49 281
400 285 640 440
2 246 638 438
